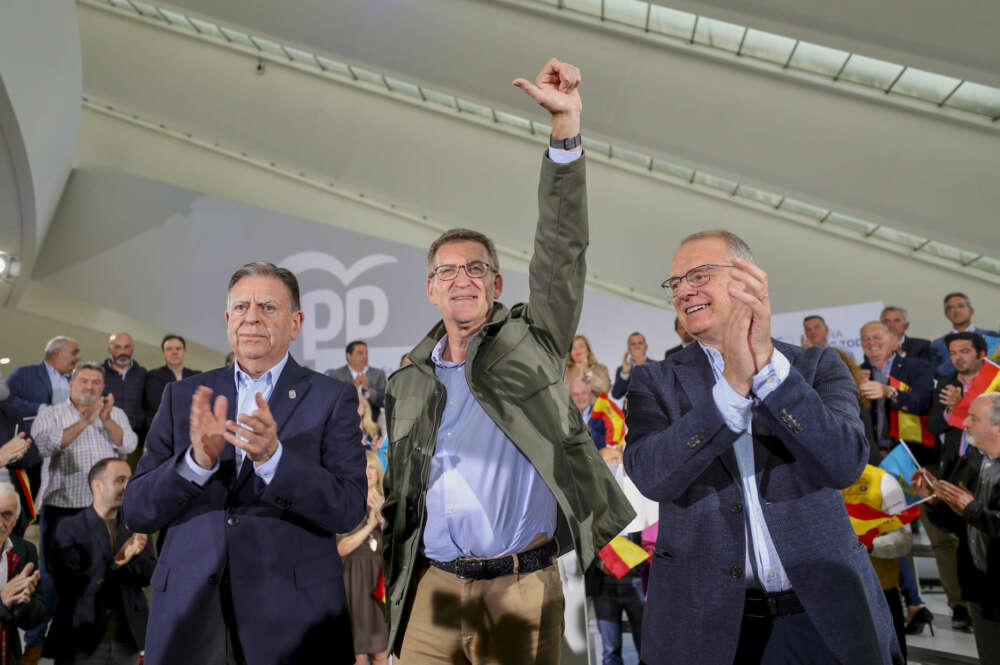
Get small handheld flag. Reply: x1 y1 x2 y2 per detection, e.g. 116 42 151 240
947 359 1000 428
598 536 651 579
879 442 921 506
591 393 625 447
845 501 922 549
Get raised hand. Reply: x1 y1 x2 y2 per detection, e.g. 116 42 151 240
728 258 774 373
224 392 278 465
1 562 39 608
721 301 755 398
935 480 975 515
939 384 963 409
190 386 228 469
622 351 633 373
84 397 102 425
114 533 149 567
513 58 582 139
859 380 889 401
0 433 31 466
99 394 115 423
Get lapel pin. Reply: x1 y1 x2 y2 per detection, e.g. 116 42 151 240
288 389 297 399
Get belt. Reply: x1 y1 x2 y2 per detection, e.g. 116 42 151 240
743 589 805 619
428 540 557 581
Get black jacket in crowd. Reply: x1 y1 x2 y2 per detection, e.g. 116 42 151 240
0 537 47 664
102 360 147 437
0 402 42 537
44 507 156 660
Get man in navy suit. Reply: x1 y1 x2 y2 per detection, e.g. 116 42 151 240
624 230 900 665
122 261 367 665
6 337 80 420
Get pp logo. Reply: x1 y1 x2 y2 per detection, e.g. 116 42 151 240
280 251 398 364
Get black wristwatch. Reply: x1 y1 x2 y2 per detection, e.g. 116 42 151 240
549 134 582 150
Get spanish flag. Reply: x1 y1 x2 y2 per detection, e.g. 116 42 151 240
591 393 625 447
888 377 936 447
12 469 36 524
947 359 1000 428
598 536 651 579
845 502 921 549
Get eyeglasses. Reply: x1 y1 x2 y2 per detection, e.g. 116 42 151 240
661 264 736 295
428 261 495 281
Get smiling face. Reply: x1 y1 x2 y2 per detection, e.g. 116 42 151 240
860 322 898 367
70 368 105 407
49 341 81 375
627 334 647 363
669 238 736 346
569 379 593 412
93 460 132 510
426 240 502 332
571 337 590 366
226 274 303 370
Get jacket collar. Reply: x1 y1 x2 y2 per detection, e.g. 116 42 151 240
410 302 511 373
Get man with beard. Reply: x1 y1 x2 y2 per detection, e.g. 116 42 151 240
103 333 148 462
25 363 137 663
46 457 155 665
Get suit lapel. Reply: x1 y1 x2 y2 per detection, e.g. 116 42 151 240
83 507 113 560
268 356 312 437
673 346 740 482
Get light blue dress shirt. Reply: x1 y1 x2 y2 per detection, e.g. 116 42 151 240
422 335 558 562
703 343 793 592
180 353 287 487
44 361 71 406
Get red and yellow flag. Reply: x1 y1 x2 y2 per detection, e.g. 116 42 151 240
845 502 921 549
947 359 1000 428
591 393 625 447
598 536 651 579
372 571 386 604
12 469 36 524
888 377 936 447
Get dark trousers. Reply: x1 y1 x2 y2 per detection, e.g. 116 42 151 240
593 574 644 665
883 587 906 663
734 608 841 665
203 571 248 665
25 505 85 647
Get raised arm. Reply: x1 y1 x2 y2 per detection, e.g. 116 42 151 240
514 59 588 353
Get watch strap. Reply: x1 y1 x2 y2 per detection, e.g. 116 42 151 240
549 134 582 150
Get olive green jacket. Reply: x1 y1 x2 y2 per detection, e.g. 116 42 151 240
382 152 635 653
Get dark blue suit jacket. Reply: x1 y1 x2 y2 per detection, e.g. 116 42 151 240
122 356 367 665
5 362 53 419
624 341 899 665
46 507 156 659
860 353 935 466
901 336 931 362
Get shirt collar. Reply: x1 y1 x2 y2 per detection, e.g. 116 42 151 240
234 352 290 390
953 325 977 334
348 365 368 380
1 538 12 557
877 353 897 375
431 334 468 368
44 361 69 381
699 342 724 369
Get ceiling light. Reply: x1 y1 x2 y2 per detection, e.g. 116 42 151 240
0 358 9 365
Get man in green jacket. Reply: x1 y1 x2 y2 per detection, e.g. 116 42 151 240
382 58 634 664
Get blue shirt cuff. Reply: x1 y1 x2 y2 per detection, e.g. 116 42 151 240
712 377 753 433
253 441 282 485
548 147 582 164
752 349 790 401
178 446 218 486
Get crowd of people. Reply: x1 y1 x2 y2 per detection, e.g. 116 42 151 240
1 57 999 665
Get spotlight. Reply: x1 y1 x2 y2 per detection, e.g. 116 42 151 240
0 358 9 365
0 253 20 281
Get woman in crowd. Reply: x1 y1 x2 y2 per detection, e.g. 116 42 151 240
337 450 388 665
836 349 927 656
357 390 387 471
564 334 610 397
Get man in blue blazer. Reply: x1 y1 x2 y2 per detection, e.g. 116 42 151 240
122 261 367 665
625 230 900 665
6 337 81 420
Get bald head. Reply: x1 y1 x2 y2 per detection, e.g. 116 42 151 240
108 332 135 369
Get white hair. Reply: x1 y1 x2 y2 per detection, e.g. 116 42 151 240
0 483 20 520
978 393 1000 428
43 336 76 357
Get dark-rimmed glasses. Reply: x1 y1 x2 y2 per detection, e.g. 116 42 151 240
429 261 495 281
661 264 736 295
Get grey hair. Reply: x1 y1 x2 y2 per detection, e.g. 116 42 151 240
44 336 77 357
881 306 908 320
0 482 21 520
71 362 105 380
426 228 500 278
980 393 1000 428
227 261 301 312
679 230 754 263
860 320 891 335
